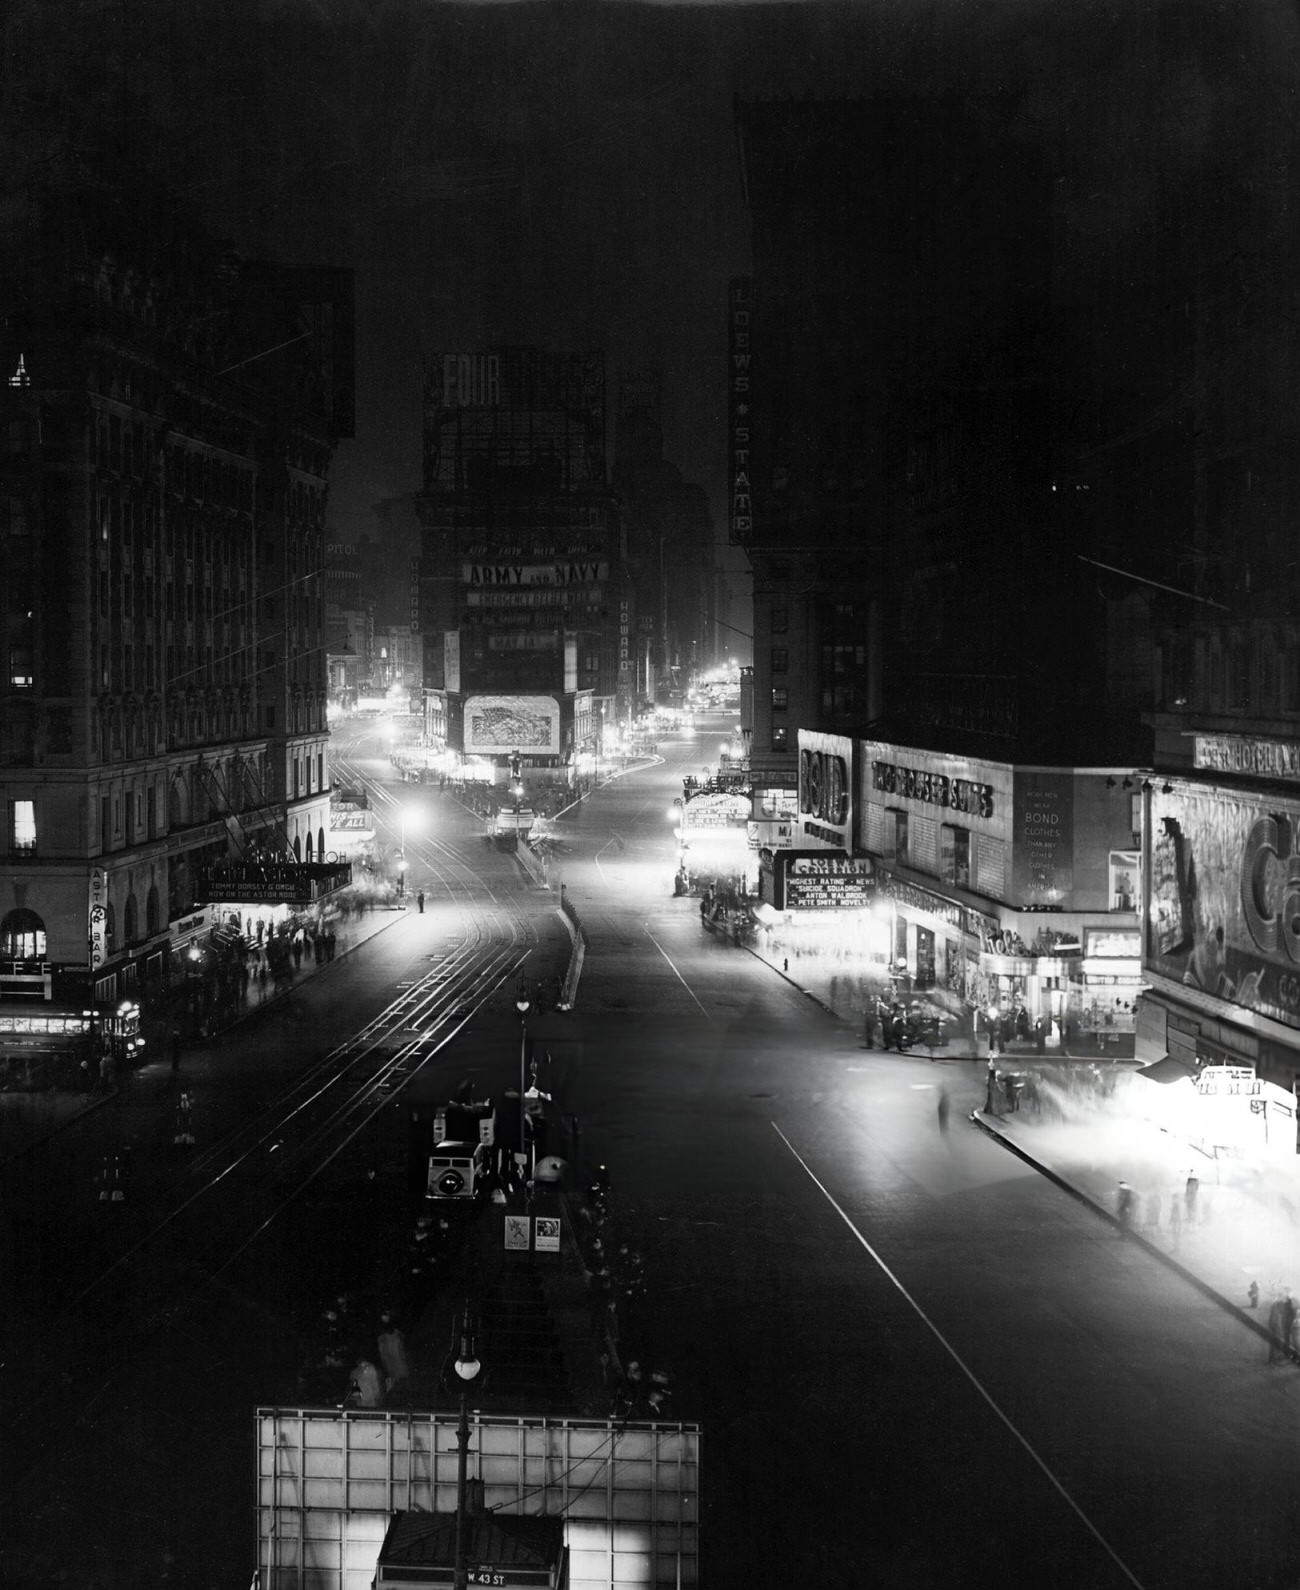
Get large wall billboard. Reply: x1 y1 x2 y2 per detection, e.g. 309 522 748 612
1011 769 1075 907
1146 785 1300 1031
464 694 560 755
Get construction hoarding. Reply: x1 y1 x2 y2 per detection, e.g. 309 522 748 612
255 1407 700 1590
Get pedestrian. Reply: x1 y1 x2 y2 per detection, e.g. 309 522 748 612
1115 1180 1134 1230
99 1048 114 1090
377 1317 410 1399
170 1025 183 1075
1248 1280 1260 1309
1185 1171 1200 1225
937 1086 950 1134
174 1090 195 1146
344 1356 385 1408
984 1059 998 1114
1267 1291 1295 1363
417 891 425 914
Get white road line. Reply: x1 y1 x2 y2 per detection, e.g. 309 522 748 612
643 926 714 1022
771 1121 1149 1590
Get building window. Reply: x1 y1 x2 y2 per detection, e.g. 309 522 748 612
770 648 789 674
893 809 909 865
771 608 788 635
0 907 45 959
771 726 789 750
10 798 36 855
941 824 971 889
9 648 33 689
771 687 788 710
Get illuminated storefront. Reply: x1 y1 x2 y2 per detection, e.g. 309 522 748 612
677 790 755 891
857 738 1143 1042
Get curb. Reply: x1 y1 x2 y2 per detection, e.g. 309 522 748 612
0 914 407 1170
968 1109 1289 1357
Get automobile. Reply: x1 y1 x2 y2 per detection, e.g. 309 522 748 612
493 807 536 836
426 1139 492 1200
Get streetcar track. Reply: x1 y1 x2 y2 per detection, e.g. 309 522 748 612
0 756 555 1498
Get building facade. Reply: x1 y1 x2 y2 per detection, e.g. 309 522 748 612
416 348 625 779
0 187 350 1015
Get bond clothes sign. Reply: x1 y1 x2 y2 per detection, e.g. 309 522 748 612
464 695 560 755
1146 785 1300 1031
1011 770 1074 907
798 731 853 850
776 851 874 911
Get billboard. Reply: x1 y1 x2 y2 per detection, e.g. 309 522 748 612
798 731 853 851
1011 769 1074 906
1146 784 1300 1032
464 694 560 755
776 851 874 911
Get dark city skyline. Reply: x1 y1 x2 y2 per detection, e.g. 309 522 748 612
9 0 1296 551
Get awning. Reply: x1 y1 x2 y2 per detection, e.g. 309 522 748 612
1135 1054 1199 1085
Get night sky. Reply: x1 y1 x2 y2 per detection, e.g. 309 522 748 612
7 0 1299 575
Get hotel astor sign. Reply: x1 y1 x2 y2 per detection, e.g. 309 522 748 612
1194 733 1300 782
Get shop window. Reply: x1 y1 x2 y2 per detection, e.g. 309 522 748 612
941 824 971 889
771 726 789 750
10 798 36 855
771 687 788 710
771 608 788 635
771 648 789 674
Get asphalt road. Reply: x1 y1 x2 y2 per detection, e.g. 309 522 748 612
547 717 1300 1590
2 715 1297 1589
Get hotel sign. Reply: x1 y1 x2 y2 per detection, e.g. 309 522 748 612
1193 734 1300 782
728 278 753 546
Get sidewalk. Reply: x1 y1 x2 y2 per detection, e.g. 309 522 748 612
0 903 405 1169
972 1099 1300 1353
743 931 1300 1353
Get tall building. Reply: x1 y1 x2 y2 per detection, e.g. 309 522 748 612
0 183 352 1020
731 95 1152 1050
416 348 623 779
613 372 717 706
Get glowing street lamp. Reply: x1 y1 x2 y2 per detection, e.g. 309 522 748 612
516 984 531 1192
451 1306 483 1590
397 804 424 897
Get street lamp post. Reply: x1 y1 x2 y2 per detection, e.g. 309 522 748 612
516 985 531 1193
397 804 423 898
451 1307 482 1590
